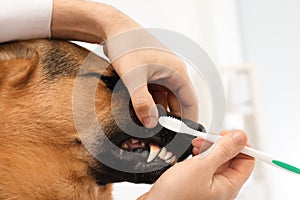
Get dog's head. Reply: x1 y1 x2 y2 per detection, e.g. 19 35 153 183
0 40 205 195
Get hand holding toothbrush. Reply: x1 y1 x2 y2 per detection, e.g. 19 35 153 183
138 130 255 200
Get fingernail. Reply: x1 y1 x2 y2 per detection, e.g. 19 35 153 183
143 105 158 128
149 105 158 119
232 131 247 145
143 116 158 128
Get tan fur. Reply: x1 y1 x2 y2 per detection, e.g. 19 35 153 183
0 40 113 200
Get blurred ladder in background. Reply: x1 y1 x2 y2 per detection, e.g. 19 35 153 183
219 64 271 200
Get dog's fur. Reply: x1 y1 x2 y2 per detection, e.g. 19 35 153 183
0 40 203 199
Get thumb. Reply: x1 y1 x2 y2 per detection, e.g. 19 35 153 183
116 64 159 128
131 84 158 128
203 130 247 172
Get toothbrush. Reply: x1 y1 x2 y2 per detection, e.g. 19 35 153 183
159 116 300 175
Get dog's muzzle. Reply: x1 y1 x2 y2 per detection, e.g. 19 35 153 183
89 114 206 185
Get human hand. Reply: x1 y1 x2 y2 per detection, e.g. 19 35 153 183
139 130 255 200
101 9 199 128
104 46 199 128
51 0 199 128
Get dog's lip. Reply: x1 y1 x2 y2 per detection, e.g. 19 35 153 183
119 138 178 165
97 114 199 177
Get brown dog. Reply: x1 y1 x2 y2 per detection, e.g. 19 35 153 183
0 40 204 200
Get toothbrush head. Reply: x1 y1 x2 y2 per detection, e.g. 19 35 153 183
159 116 206 136
159 116 184 133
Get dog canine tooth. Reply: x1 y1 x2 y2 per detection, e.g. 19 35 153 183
163 151 173 160
147 144 161 163
158 147 167 159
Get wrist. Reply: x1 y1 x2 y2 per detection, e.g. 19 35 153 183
94 3 142 40
51 0 142 43
51 0 97 42
51 0 108 43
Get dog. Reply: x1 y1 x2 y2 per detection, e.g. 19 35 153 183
0 39 205 200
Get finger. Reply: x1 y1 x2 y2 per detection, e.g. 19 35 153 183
201 130 248 172
192 147 200 156
176 82 199 121
167 91 181 116
192 138 213 155
220 148 255 186
211 130 251 173
213 152 255 195
229 153 255 174
118 65 159 128
152 91 167 110
164 71 199 121
192 138 205 155
192 138 205 148
149 84 168 110
131 84 158 128
220 130 229 136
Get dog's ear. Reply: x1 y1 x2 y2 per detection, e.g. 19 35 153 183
0 43 38 89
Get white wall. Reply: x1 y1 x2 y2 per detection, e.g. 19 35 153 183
237 0 300 199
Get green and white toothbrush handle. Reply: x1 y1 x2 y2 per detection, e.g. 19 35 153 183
193 130 300 175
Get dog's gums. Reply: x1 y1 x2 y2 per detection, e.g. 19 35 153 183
121 139 177 164
89 111 206 185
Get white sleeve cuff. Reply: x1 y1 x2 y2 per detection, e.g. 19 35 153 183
0 0 53 43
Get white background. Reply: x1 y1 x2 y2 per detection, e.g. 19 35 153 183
238 0 300 199
83 0 300 199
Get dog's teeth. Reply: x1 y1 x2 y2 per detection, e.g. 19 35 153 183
170 155 177 165
121 143 129 149
119 149 124 156
158 147 167 159
141 142 146 148
163 151 173 160
165 155 177 165
165 158 173 164
147 144 161 163
130 139 139 144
